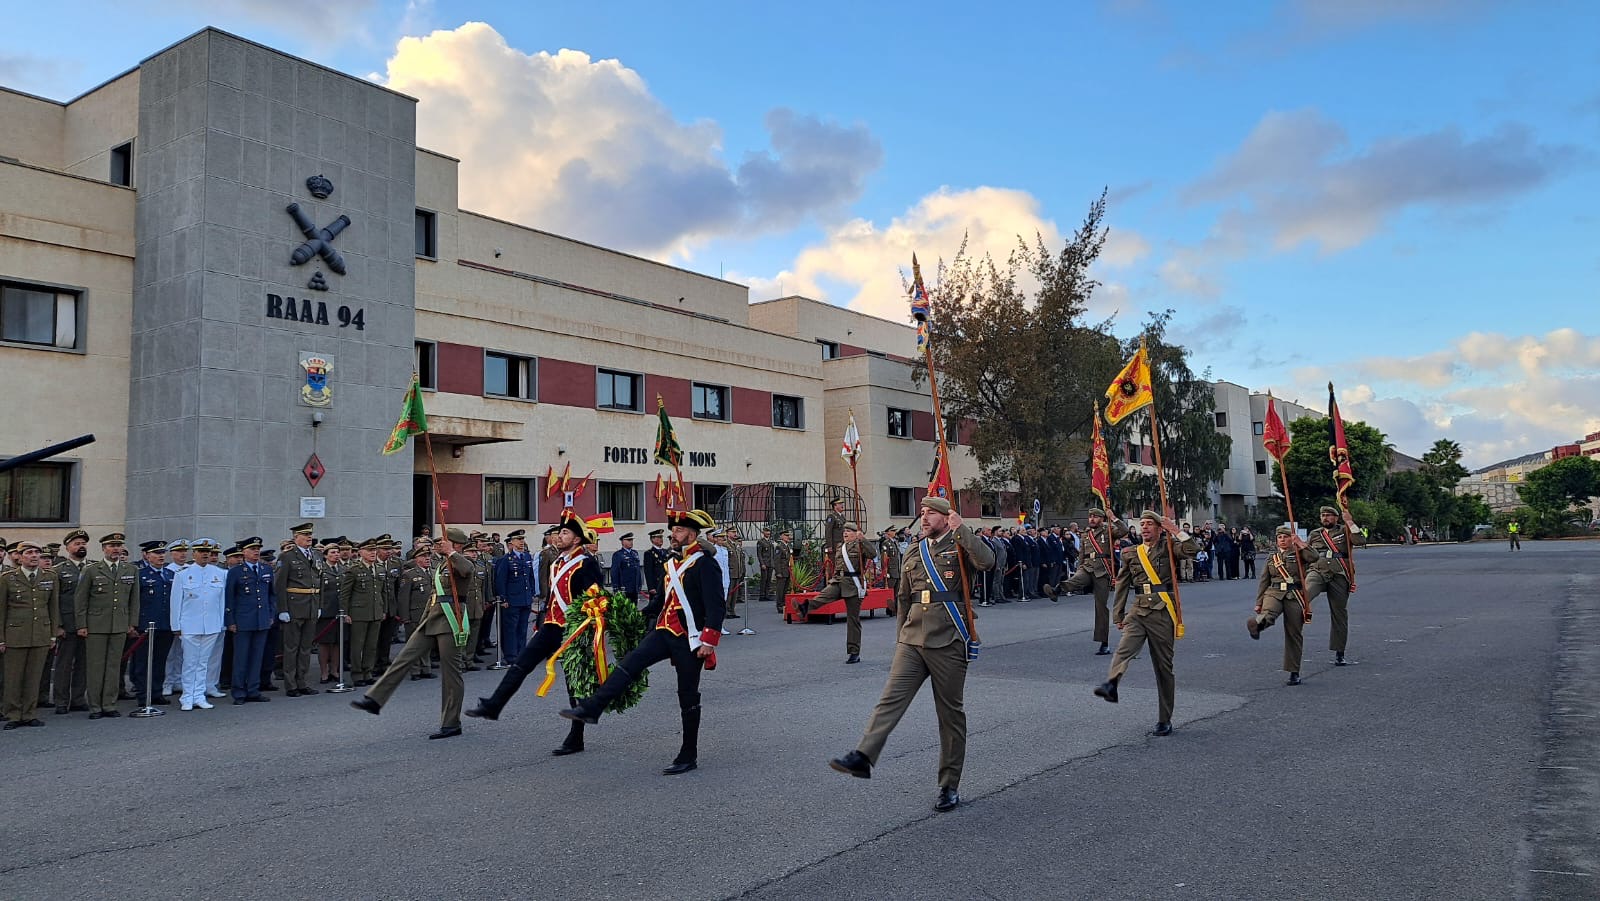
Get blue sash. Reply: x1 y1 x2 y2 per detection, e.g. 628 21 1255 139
919 539 980 661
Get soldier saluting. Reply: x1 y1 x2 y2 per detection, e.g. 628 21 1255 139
1304 505 1365 666
1093 511 1197 737
1247 525 1319 685
829 496 994 812
799 521 875 664
1045 507 1129 655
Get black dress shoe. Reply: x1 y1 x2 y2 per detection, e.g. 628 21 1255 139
662 761 697 775
350 696 382 715
70 703 90 712
1335 653 1347 666
118 690 136 701
1150 721 1173 737
934 787 960 812
285 688 302 697
845 654 861 664
409 674 424 681
88 712 104 720
55 705 69 715
428 726 463 740
1093 680 1119 703
103 710 122 718
464 665 482 672
418 672 436 679
1096 644 1111 656
233 699 247 706
153 696 172 706
726 613 741 619
245 695 270 703
550 744 584 756
1246 618 1261 639
1286 672 1302 686
2 721 21 730
24 719 45 727
559 706 599 725
260 684 279 692
828 750 872 779
301 687 319 695
464 700 500 721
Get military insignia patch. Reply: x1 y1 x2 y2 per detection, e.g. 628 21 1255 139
944 571 955 579
300 354 332 407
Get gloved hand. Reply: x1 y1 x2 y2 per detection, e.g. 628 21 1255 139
278 612 291 622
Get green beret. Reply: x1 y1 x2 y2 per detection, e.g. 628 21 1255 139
445 527 471 545
1275 525 1294 536
1319 506 1338 516
1139 510 1163 523
920 496 953 515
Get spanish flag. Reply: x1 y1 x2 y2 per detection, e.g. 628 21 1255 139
586 513 616 535
1104 337 1154 425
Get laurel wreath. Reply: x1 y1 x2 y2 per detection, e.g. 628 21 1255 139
560 587 649 714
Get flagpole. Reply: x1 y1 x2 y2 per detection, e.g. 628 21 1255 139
919 301 977 644
1140 338 1184 635
1267 394 1312 623
421 428 465 615
1093 401 1114 577
1329 382 1358 588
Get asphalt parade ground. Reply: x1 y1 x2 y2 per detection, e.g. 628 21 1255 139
3 540 1595 900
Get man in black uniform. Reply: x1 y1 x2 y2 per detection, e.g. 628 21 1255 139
641 528 672 608
561 508 725 775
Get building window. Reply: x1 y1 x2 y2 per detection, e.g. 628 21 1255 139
889 487 915 519
887 408 911 439
1127 442 1139 465
484 351 535 400
772 395 804 430
0 461 73 523
1252 421 1264 436
1255 460 1268 475
818 340 840 360
1214 411 1228 428
981 492 999 518
692 383 729 421
109 142 133 187
599 482 643 522
484 477 533 522
415 209 438 259
945 416 961 446
773 486 805 522
0 281 79 349
694 484 729 513
596 369 642 412
414 341 437 390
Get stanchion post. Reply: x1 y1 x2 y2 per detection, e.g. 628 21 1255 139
328 616 353 693
131 622 165 718
489 603 509 670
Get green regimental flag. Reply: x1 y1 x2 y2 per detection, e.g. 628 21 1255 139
653 394 682 468
381 374 428 455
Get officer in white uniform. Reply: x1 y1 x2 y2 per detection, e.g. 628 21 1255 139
170 539 227 710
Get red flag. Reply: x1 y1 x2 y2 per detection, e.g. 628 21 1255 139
1090 401 1111 509
927 446 954 501
1263 394 1291 462
1328 383 1355 510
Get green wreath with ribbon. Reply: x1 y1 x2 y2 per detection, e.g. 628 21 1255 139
549 585 650 714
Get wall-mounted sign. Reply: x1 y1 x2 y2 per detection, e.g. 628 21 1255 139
603 446 717 467
299 497 326 518
266 294 365 330
300 354 333 407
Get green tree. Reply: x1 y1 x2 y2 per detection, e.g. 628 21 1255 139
1420 439 1469 488
1273 416 1392 528
1443 493 1492 541
1520 456 1600 516
1350 498 1405 541
1382 470 1437 528
1107 311 1231 521
919 192 1124 512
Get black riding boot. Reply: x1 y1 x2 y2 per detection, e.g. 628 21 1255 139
664 701 701 774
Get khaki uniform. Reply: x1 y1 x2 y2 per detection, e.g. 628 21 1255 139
1305 526 1366 654
456 555 488 670
756 537 776 602
2 567 60 723
1107 536 1198 724
879 538 903 594
340 562 388 682
770 539 793 611
1049 520 1130 645
366 552 475 729
811 537 877 655
49 557 89 709
1252 546 1320 672
73 559 138 714
724 542 746 616
857 525 994 789
398 561 434 676
275 552 322 693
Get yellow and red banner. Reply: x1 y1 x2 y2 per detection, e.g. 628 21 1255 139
1104 338 1154 425
1090 400 1111 510
1327 383 1354 510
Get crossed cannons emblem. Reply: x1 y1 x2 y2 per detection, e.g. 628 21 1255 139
286 203 351 275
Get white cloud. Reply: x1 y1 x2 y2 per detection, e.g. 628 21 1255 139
732 186 1062 321
1099 228 1151 268
380 22 881 259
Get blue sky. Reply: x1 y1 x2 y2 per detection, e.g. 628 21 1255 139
4 0 1596 466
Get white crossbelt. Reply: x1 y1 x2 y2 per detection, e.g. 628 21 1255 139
665 551 705 649
548 553 585 615
840 542 864 596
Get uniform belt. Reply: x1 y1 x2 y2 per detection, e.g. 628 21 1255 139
286 588 319 594
1136 583 1165 592
1277 582 1301 591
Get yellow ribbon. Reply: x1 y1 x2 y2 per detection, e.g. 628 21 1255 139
537 586 611 697
1135 543 1184 639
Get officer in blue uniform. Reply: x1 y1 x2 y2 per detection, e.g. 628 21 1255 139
130 540 175 706
610 532 643 605
224 537 276 704
492 529 536 661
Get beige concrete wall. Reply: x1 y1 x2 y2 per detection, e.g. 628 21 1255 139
0 88 65 169
750 295 917 357
0 162 135 545
61 71 141 181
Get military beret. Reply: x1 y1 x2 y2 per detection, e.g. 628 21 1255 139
99 532 126 545
167 539 190 551
1275 525 1294 536
1086 508 1106 518
445 527 471 545
239 536 263 550
1319 506 1338 516
843 521 861 532
920 496 952 515
139 540 166 553
1139 510 1163 523
669 509 716 532
506 529 526 540
648 529 664 538
289 522 315 535
619 532 634 540
15 539 43 552
63 529 90 544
